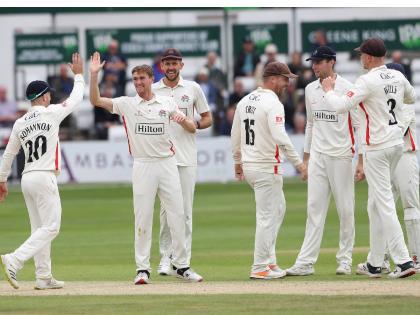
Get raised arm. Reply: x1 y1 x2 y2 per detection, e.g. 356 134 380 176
51 53 85 122
89 51 113 112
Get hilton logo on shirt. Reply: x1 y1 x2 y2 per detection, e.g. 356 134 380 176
313 110 338 122
136 123 164 135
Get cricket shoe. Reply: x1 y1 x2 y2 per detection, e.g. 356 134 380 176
35 277 64 290
251 267 286 280
134 270 150 285
336 262 352 275
157 256 172 276
286 264 314 276
356 262 381 278
0 255 19 289
388 261 416 279
175 267 203 282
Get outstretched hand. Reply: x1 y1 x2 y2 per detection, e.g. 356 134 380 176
90 51 105 74
68 52 83 75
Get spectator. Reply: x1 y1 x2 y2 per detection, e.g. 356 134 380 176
229 79 248 106
312 29 329 49
234 36 260 78
205 51 227 91
219 104 236 136
152 51 165 83
102 39 128 97
195 67 220 134
288 51 314 89
94 83 121 140
254 44 279 87
293 112 306 134
392 50 412 83
47 64 74 104
0 86 18 128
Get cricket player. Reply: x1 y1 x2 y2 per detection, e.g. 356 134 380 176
321 38 416 278
357 62 420 275
286 46 358 277
152 48 212 275
89 52 203 284
231 62 307 280
0 53 85 290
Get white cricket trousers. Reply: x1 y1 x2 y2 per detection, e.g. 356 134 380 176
244 169 286 272
392 151 420 259
6 171 61 279
295 152 355 266
159 166 196 264
133 157 188 272
364 144 412 266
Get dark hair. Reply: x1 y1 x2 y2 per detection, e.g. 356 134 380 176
131 65 154 78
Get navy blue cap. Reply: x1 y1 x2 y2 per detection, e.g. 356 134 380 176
26 80 54 101
306 46 336 61
386 62 406 77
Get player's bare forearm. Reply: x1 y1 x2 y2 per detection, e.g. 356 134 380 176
197 111 213 129
179 118 197 133
303 152 310 164
89 73 113 112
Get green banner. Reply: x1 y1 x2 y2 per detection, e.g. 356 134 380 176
15 33 78 65
86 26 221 58
302 19 420 52
233 23 288 55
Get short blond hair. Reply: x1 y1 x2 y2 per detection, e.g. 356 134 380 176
131 65 154 78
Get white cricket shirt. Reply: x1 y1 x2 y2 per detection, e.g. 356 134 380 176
152 76 210 166
325 65 416 151
0 74 85 182
304 75 358 158
231 87 302 174
112 94 184 161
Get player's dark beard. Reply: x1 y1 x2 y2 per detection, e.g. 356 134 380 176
164 71 180 81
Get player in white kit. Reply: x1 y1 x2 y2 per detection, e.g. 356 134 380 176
321 38 416 278
152 48 212 275
286 46 358 276
358 62 420 275
0 53 85 290
231 62 307 280
89 52 203 284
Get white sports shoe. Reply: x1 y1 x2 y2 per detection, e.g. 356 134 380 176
0 255 19 289
286 264 314 276
336 263 352 275
356 262 382 278
134 270 150 285
388 261 416 279
35 277 65 290
176 267 203 282
250 267 286 280
157 256 172 276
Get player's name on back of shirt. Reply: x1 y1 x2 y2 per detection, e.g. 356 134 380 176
19 122 52 141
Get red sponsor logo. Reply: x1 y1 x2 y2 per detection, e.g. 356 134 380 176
276 116 283 123
346 91 355 98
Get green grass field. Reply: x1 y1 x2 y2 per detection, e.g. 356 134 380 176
0 179 419 314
